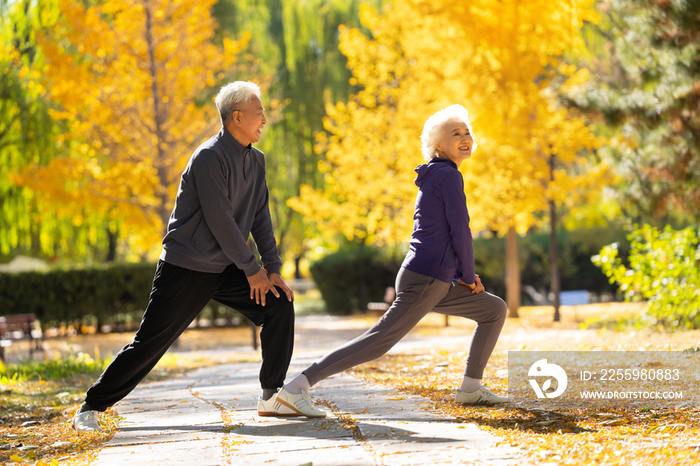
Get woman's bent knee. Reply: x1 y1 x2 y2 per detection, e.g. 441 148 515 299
488 294 508 322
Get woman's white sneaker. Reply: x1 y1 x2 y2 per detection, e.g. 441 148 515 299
275 387 327 418
455 386 509 405
71 409 102 432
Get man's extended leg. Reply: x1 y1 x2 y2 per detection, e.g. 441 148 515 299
83 261 218 411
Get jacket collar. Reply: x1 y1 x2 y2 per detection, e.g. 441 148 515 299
218 127 252 157
429 157 458 170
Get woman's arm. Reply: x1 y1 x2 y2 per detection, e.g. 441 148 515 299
441 169 476 284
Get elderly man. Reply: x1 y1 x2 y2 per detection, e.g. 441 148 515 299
72 81 297 432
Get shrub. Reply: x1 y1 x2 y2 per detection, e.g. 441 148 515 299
0 263 156 330
309 246 402 314
593 224 700 329
0 263 261 331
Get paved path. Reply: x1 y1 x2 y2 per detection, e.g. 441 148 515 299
94 317 521 465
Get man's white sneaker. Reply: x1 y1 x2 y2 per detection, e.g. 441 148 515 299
455 386 509 405
275 387 327 418
257 390 299 417
71 409 102 432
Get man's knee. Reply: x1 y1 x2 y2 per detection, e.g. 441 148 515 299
270 297 295 323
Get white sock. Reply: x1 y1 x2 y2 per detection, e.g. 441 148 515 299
284 373 310 395
460 376 481 393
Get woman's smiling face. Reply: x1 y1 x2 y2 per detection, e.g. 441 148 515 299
436 119 474 167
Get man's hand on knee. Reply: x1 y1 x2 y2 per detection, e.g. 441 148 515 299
268 273 294 302
247 268 279 306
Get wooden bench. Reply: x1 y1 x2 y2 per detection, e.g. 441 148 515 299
0 313 44 362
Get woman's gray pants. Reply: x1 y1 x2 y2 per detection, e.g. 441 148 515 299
303 267 508 386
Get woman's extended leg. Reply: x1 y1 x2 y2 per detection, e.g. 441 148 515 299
303 269 450 385
276 268 451 416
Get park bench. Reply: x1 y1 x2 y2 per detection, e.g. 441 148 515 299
0 313 44 362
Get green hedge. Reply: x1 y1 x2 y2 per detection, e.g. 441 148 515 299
0 263 251 331
310 226 628 313
309 246 402 315
0 263 156 329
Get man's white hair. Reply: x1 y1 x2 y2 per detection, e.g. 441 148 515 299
215 81 261 126
420 104 477 161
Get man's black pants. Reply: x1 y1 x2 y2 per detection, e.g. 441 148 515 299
85 260 295 411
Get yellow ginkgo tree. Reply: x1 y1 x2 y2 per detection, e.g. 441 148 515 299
11 0 255 255
289 0 606 316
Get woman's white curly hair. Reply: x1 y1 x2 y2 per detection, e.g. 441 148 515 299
420 104 477 161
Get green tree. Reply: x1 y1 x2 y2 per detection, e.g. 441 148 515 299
0 0 115 262
564 0 700 223
214 0 374 275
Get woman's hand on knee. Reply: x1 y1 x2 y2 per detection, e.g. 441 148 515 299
473 274 485 294
458 274 485 294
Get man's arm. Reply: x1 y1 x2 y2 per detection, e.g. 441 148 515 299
250 180 283 275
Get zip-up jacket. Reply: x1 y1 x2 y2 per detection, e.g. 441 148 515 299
159 127 282 276
401 157 475 284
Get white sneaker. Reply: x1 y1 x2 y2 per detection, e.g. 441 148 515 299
71 409 102 432
275 387 327 418
455 386 509 405
257 390 299 417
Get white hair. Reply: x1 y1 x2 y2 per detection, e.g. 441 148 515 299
420 104 477 161
215 81 261 126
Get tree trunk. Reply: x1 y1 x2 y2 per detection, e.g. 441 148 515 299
505 226 521 318
294 255 302 279
144 3 171 235
549 154 561 322
106 226 117 262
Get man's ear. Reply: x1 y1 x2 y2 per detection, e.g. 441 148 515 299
231 110 240 126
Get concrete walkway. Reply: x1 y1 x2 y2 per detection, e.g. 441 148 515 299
94 316 521 465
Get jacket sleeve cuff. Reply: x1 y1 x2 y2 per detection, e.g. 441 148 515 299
243 262 262 277
264 263 282 275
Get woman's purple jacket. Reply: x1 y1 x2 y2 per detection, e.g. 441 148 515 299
401 157 476 285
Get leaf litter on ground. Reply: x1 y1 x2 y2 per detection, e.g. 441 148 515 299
347 304 700 466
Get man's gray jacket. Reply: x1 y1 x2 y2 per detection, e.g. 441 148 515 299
159 127 282 276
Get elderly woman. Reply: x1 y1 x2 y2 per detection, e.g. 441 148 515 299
272 105 508 418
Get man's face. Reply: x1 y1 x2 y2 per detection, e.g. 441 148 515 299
234 95 267 145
